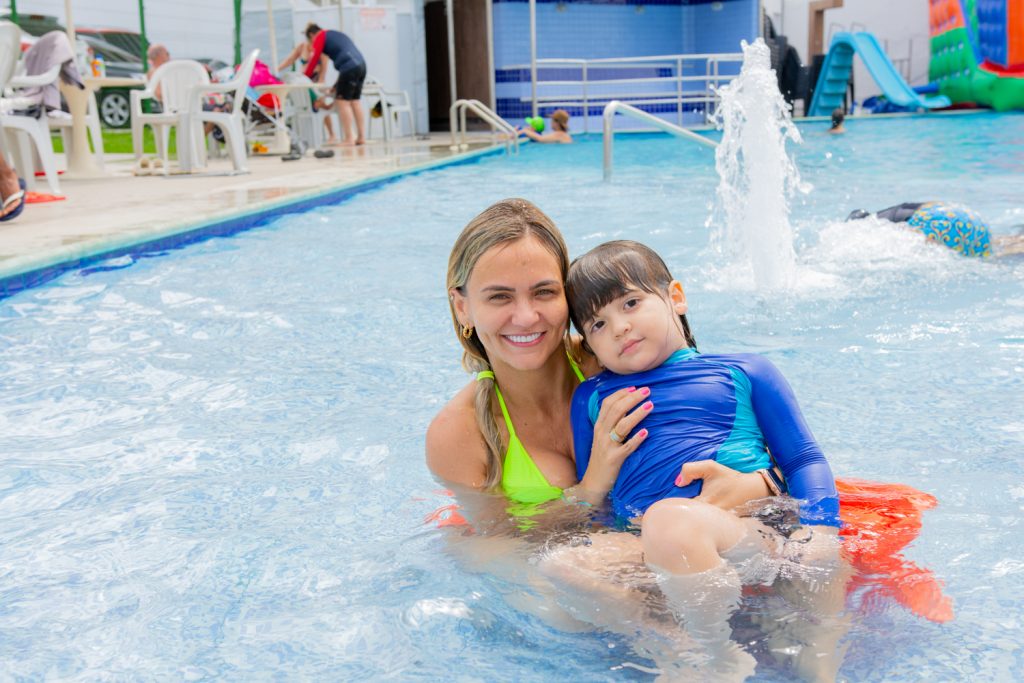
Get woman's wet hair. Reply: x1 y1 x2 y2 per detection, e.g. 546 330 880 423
567 240 696 350
551 109 570 132
446 198 571 489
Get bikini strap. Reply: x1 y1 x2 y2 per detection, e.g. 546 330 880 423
475 370 517 440
567 352 585 382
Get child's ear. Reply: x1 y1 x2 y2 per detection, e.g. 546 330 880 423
668 280 688 315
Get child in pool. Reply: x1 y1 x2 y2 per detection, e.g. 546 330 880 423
565 239 845 677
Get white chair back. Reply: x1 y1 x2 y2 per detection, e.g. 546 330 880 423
223 49 259 115
0 21 20 89
281 71 314 111
150 59 209 113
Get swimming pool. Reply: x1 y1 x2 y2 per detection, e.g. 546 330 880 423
1 111 1022 680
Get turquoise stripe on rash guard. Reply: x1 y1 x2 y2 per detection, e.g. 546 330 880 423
714 367 772 473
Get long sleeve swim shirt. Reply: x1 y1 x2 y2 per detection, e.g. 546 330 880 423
571 348 839 526
305 30 365 78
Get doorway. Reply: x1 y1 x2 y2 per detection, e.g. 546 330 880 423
424 0 493 131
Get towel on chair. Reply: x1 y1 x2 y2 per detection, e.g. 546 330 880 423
18 31 85 112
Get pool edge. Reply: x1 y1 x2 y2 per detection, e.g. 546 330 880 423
0 144 505 300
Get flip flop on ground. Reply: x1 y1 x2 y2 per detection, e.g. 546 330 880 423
0 178 26 222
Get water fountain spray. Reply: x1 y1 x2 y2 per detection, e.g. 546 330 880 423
708 38 806 290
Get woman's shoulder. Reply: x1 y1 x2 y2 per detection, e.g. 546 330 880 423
426 381 488 486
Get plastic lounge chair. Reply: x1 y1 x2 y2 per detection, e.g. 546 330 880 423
363 75 414 141
0 24 61 193
190 49 259 173
131 59 210 174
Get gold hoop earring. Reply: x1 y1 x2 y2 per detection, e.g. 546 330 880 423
461 324 474 339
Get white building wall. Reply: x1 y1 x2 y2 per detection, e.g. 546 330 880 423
761 0 931 101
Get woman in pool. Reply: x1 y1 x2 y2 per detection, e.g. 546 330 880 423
517 109 573 144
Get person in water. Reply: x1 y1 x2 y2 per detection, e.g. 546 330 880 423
565 239 845 676
518 109 573 144
846 201 1024 257
427 199 839 679
829 107 846 134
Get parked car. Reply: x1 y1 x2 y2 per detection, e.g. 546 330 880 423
73 29 146 128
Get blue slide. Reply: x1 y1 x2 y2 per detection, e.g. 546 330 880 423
807 32 951 116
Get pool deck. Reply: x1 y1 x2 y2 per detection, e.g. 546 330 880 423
0 132 503 285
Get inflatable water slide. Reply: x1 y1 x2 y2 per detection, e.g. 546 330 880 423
930 0 1024 110
808 31 951 116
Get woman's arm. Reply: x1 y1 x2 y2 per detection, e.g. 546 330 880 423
425 384 488 489
278 44 303 72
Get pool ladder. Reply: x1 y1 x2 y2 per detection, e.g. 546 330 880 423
449 99 519 155
602 100 717 181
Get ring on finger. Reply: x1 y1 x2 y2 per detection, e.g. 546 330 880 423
609 428 624 444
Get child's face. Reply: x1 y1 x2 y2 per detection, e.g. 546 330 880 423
582 282 688 375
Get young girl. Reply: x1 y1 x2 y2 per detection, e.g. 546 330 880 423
565 239 845 677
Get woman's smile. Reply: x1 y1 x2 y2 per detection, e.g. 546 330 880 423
504 331 545 346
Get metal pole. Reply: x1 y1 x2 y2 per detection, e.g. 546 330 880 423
266 0 280 72
446 0 457 104
338 0 344 32
582 61 588 133
234 0 243 66
63 0 76 44
137 0 149 66
529 0 537 117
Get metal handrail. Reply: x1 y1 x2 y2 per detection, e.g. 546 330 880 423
602 100 716 181
505 52 742 131
449 99 518 154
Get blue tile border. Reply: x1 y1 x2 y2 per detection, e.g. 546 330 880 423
0 146 505 302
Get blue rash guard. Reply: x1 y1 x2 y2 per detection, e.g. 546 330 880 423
571 348 840 526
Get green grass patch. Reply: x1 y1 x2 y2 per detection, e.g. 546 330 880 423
51 128 177 156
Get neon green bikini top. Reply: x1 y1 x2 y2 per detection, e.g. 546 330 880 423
476 356 586 505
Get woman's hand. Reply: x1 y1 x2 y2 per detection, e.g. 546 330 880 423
679 460 772 511
571 386 652 505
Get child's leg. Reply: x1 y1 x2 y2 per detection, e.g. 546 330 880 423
640 497 759 574
641 499 767 679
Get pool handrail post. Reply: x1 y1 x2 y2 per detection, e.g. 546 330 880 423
602 100 716 181
449 99 519 154
529 0 538 118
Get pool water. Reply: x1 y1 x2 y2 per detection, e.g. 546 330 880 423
2 112 1023 680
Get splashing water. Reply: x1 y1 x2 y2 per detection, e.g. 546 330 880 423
708 38 808 290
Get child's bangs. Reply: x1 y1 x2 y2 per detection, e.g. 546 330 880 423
567 249 667 331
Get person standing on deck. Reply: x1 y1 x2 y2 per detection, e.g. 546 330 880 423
303 23 367 146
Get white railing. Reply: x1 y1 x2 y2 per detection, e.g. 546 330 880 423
503 52 743 131
449 99 518 154
602 100 716 181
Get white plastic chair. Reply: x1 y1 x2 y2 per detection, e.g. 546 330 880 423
280 71 339 149
130 59 209 174
190 49 258 173
363 76 414 141
0 24 61 193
